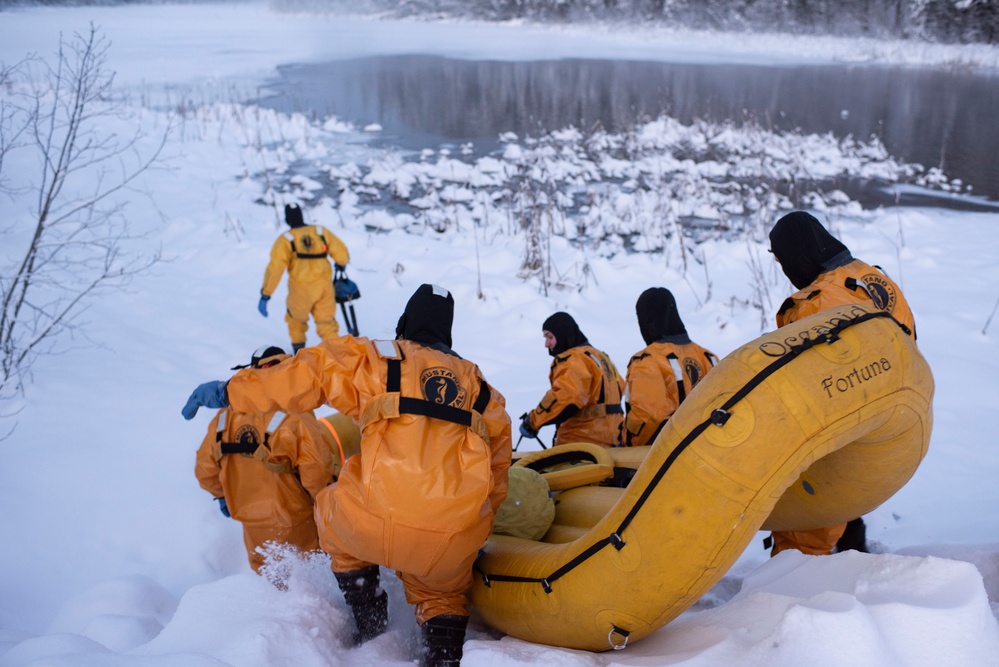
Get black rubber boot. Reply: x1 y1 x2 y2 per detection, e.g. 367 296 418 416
334 565 388 645
835 517 869 553
291 342 305 353
420 614 468 667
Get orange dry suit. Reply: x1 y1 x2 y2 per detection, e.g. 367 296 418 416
195 406 336 572
225 335 512 622
623 287 717 447
776 259 916 336
526 312 624 447
624 338 717 447
261 220 350 345
767 211 916 556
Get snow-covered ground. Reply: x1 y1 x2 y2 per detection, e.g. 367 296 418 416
1 3 998 666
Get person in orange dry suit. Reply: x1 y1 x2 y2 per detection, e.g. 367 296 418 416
183 284 511 667
194 345 337 574
257 204 350 353
767 210 917 557
519 312 624 448
623 287 718 447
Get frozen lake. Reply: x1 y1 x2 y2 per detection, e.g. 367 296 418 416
261 55 999 205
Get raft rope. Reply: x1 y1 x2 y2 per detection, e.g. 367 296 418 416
475 310 901 594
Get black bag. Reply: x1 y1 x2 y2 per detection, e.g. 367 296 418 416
333 266 360 336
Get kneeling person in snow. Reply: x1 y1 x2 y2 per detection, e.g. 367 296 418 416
623 287 717 446
184 284 512 667
768 210 917 557
193 345 337 574
520 312 624 448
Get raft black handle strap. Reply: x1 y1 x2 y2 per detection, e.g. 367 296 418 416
476 533 618 592
472 567 544 587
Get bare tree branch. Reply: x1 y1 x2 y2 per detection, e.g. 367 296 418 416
0 24 171 420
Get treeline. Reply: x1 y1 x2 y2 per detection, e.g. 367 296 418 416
303 0 998 45
3 0 995 44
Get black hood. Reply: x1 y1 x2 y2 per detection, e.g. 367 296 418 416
543 311 588 356
230 344 288 370
285 204 305 228
395 284 454 348
769 211 851 290
635 287 687 345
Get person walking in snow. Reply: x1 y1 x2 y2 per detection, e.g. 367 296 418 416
767 210 917 557
520 311 624 448
622 287 718 447
184 284 511 667
194 345 337 574
258 204 351 353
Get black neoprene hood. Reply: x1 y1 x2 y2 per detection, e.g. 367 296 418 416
769 211 849 289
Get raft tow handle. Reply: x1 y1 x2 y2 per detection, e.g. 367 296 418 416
608 626 630 650
710 408 731 426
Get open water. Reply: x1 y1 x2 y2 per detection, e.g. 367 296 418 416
261 55 999 206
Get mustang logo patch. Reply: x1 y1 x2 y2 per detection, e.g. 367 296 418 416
420 367 467 408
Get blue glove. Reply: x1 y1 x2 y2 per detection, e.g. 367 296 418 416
181 381 229 420
257 295 270 317
519 414 538 439
217 497 230 518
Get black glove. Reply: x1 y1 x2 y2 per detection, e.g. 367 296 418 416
217 497 230 518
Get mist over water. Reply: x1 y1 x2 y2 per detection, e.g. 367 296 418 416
261 55 999 203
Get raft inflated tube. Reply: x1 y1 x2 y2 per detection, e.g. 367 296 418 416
513 442 615 490
472 304 933 651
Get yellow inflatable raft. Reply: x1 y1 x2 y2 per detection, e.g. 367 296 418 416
318 411 361 477
472 303 933 651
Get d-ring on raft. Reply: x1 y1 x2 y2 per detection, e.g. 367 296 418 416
472 303 934 651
